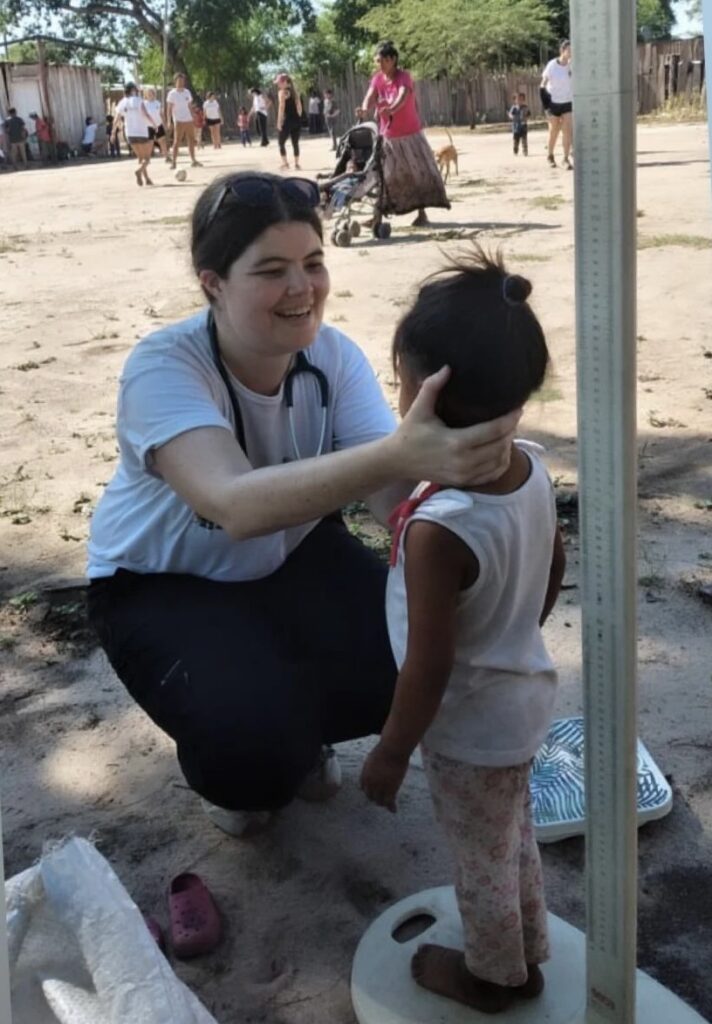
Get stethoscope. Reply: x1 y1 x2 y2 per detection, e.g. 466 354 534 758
207 310 329 461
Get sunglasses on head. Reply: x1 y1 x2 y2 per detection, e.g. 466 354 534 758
205 175 321 232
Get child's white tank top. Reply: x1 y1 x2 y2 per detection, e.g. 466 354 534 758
386 442 558 767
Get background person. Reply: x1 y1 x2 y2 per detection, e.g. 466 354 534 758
81 116 98 155
30 112 53 163
508 92 530 156
276 73 302 171
85 171 520 840
112 82 157 186
541 41 573 169
357 40 449 228
308 90 321 135
4 108 28 170
203 92 223 149
250 87 271 147
106 113 121 157
237 107 252 146
167 73 201 170
192 102 206 150
144 87 169 161
323 88 340 151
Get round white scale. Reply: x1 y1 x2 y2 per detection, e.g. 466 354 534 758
351 886 708 1024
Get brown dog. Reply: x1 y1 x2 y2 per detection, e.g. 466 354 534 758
434 128 459 182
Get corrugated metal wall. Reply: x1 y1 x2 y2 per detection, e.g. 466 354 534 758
0 62 104 148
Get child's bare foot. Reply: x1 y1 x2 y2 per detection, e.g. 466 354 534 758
515 964 545 998
411 945 513 1013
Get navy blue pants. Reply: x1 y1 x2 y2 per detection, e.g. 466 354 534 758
88 517 396 812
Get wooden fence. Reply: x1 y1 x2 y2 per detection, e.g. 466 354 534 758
307 36 706 131
166 35 706 138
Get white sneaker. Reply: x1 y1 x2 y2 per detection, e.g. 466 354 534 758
297 746 342 802
200 799 271 837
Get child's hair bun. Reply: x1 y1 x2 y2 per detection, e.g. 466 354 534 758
502 273 532 305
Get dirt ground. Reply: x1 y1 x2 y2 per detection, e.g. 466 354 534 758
1 121 712 1023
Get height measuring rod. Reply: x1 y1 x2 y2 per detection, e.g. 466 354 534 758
705 0 712 207
570 0 639 1021
0 800 12 1024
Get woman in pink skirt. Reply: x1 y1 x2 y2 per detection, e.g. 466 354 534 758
357 40 449 227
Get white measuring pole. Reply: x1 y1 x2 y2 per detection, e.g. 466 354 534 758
0 799 12 1024
569 1 639 1022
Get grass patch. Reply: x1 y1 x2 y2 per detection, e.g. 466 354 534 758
638 233 712 250
144 215 189 226
535 382 563 403
334 290 353 298
528 195 566 211
638 573 665 590
512 253 551 263
0 235 27 255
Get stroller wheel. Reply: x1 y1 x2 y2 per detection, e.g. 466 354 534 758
335 229 352 247
373 221 392 240
349 221 361 238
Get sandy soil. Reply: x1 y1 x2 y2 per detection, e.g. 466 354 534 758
1 121 712 1022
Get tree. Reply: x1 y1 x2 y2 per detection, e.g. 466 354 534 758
280 6 356 87
0 0 314 85
636 0 674 39
360 0 552 125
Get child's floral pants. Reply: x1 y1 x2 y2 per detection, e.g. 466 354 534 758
422 747 550 986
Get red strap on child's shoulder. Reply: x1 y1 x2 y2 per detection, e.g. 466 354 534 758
388 483 441 567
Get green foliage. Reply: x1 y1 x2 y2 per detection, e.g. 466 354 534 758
281 6 356 86
360 0 553 78
637 0 674 39
2 0 314 86
331 0 381 49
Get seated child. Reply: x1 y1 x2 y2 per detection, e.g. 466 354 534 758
81 116 98 156
361 247 565 1015
508 92 530 156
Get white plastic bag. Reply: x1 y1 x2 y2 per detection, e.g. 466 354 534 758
6 837 219 1024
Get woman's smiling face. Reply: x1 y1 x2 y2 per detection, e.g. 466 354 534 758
206 221 330 360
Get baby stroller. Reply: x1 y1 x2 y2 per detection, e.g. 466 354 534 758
319 121 392 246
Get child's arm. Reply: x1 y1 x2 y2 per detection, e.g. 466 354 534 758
360 520 477 812
540 526 566 625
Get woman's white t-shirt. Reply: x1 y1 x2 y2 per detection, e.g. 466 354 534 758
87 312 396 582
386 445 558 767
252 93 268 115
144 98 163 126
543 58 573 104
115 96 151 138
203 99 221 120
167 87 193 123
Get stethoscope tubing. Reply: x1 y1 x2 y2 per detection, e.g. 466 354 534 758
208 310 329 461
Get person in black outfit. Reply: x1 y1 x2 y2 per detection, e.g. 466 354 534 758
276 73 302 170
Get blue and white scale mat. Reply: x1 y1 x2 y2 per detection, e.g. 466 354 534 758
531 716 672 843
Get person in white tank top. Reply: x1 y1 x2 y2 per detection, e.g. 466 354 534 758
361 248 566 1014
112 81 158 186
541 40 573 169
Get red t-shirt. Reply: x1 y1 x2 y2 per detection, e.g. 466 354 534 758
369 69 421 138
34 117 52 142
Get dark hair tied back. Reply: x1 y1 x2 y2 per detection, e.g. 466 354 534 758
502 273 532 306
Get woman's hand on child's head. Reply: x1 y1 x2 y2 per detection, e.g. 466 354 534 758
393 367 522 487
360 742 410 813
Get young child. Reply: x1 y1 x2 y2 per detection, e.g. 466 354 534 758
360 248 565 1015
508 92 530 156
237 106 252 147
